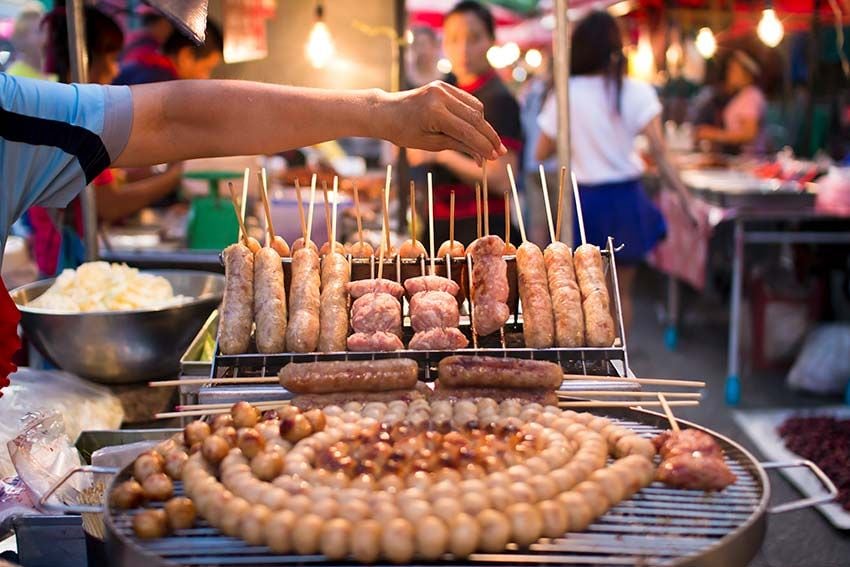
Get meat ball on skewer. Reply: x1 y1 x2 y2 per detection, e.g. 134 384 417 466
142 473 174 501
202 435 231 465
231 401 259 429
133 452 164 483
110 480 144 509
164 497 196 530
183 420 211 447
132 509 168 539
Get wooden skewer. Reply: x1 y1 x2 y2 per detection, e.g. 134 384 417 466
571 171 587 246
506 164 527 243
294 178 307 242
482 161 489 236
409 180 417 248
557 391 701 399
658 392 681 432
427 172 436 275
382 164 392 256
238 168 250 242
306 173 317 245
475 182 482 239
176 399 290 411
563 374 705 388
353 184 365 249
149 376 277 387
540 164 556 245
377 232 386 280
504 192 511 245
227 182 249 245
331 176 340 252
558 400 699 409
322 181 332 247
257 168 275 245
449 190 456 248
556 166 566 241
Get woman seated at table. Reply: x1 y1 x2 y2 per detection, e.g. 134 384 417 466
26 6 182 276
695 50 767 155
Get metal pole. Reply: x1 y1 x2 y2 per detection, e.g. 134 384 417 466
553 0 572 245
67 0 99 261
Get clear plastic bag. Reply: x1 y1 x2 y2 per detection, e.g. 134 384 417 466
787 324 850 395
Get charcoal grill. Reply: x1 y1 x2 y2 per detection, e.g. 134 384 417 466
93 407 836 567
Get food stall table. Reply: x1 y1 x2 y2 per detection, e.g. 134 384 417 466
650 177 850 406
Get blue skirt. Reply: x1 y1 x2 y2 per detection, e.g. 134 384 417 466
573 178 667 264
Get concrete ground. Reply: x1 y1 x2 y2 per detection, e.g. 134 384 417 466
629 267 850 567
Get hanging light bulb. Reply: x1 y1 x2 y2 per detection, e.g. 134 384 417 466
695 27 717 59
757 8 784 47
630 33 656 81
306 2 335 69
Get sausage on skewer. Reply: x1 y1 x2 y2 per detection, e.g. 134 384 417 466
516 241 555 348
544 242 585 347
253 247 287 353
219 243 254 355
317 252 350 352
286 247 321 352
468 235 509 336
574 244 615 347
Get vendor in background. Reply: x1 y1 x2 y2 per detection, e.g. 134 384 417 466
114 3 173 84
6 3 53 81
535 11 694 332
26 6 182 276
405 26 442 89
115 21 222 84
694 50 766 155
407 0 521 246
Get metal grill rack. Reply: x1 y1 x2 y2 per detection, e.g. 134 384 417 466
103 409 770 567
208 238 629 385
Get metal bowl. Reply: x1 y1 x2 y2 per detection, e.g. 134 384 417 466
10 270 224 383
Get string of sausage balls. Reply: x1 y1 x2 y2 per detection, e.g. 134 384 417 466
218 165 617 357
115 399 662 563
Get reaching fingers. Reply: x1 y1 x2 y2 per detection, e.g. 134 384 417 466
427 82 503 158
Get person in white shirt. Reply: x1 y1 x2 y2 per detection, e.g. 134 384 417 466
535 10 693 331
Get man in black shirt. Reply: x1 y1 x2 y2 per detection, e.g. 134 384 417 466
407 1 522 247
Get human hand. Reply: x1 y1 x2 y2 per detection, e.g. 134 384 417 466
382 81 505 163
695 125 718 142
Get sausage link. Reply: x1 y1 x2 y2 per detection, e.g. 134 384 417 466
279 358 419 393
544 242 585 347
317 253 350 352
253 247 287 353
285 248 321 352
516 242 555 348
469 235 510 336
437 355 563 389
573 245 615 347
219 243 254 355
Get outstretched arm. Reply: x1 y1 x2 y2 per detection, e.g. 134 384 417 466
115 80 505 168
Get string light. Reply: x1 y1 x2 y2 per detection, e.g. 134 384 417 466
487 42 521 69
524 48 543 68
631 33 656 81
436 58 452 74
757 8 784 47
695 27 717 59
306 2 335 69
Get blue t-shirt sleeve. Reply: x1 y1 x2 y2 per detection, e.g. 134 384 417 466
0 73 132 248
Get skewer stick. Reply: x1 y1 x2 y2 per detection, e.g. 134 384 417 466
175 400 291 412
240 168 250 235
482 161 489 235
227 182 249 245
382 164 392 255
377 233 386 280
658 393 681 432
306 173 317 245
331 176 339 252
506 164 527 243
571 171 586 246
540 164 556 244
556 166 566 241
257 169 275 245
149 376 277 387
409 180 417 247
449 190 456 248
558 400 699 409
322 181 332 247
427 172 436 275
294 178 307 242
504 192 511 245
475 183 482 239
558 391 701 399
562 374 705 388
353 184 365 249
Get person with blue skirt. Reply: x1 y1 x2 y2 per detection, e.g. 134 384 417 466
535 10 694 332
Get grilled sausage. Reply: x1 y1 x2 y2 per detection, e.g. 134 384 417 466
404 275 460 296
253 247 287 353
285 247 321 352
573 244 615 347
271 236 290 257
350 293 401 336
468 235 510 336
318 252 350 352
279 358 419 393
347 278 405 299
437 240 465 258
219 243 254 355
516 242 555 348
437 355 563 389
544 242 585 347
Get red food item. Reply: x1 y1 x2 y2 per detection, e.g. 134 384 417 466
778 416 850 511
651 429 736 492
0 280 21 397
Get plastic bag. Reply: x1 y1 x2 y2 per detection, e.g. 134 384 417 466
787 324 850 395
91 441 158 471
0 369 124 479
